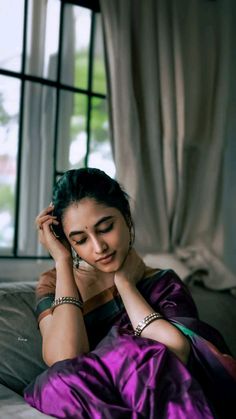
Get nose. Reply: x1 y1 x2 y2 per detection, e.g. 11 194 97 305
92 237 108 254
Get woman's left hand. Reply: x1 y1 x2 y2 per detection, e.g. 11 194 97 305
114 248 146 288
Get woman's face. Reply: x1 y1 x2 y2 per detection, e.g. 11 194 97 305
62 198 131 272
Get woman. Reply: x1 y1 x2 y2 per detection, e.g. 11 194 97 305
24 168 236 418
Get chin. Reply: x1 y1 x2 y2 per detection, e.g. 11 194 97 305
99 262 120 273
94 250 128 273
98 258 123 273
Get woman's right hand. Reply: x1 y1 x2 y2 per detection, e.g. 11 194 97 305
35 204 72 263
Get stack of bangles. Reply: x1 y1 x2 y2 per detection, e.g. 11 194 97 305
50 299 163 337
51 296 84 313
134 312 164 336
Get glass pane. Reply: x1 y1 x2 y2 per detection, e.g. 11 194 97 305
0 76 20 251
92 14 107 94
57 91 88 172
88 98 115 178
0 0 24 72
25 0 60 80
61 5 91 89
18 81 56 256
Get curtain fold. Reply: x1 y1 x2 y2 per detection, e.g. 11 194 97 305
100 0 236 291
18 2 75 256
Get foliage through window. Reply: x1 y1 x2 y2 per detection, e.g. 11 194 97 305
0 0 114 257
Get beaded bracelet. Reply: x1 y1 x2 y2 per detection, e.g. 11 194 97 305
134 312 164 336
51 296 83 313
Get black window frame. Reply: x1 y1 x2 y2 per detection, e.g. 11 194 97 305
0 0 110 260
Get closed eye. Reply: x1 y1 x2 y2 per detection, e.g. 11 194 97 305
73 224 114 245
74 237 87 245
98 223 114 234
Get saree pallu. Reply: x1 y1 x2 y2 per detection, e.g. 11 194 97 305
24 270 236 418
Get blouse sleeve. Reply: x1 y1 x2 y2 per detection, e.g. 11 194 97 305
35 268 56 324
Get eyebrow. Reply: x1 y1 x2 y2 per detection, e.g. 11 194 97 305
69 216 114 238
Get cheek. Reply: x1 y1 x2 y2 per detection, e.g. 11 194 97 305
116 226 130 250
74 246 89 260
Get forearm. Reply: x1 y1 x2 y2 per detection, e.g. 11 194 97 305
42 259 89 366
117 281 190 365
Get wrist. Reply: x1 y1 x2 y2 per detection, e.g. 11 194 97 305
114 277 136 293
55 255 73 269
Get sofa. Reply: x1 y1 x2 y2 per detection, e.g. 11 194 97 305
0 281 52 418
0 277 236 418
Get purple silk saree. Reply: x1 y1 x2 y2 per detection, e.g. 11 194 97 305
24 270 236 418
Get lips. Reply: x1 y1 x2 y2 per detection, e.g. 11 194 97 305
96 251 116 264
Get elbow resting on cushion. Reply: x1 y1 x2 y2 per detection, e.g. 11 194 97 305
43 342 90 367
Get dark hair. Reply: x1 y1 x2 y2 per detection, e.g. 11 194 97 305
52 168 134 240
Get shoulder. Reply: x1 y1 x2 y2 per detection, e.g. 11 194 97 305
143 266 162 279
144 268 192 296
36 267 57 300
35 268 57 324
141 268 199 318
142 267 184 284
36 265 80 298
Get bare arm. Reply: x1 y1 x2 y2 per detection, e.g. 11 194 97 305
39 259 89 367
115 250 190 365
36 205 89 367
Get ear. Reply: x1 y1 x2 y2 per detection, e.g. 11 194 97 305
126 217 135 246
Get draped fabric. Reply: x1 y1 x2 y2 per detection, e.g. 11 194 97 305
24 270 236 418
17 1 75 257
100 0 236 291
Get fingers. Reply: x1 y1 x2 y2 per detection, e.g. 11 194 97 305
39 218 59 232
36 204 54 219
42 218 59 233
37 219 60 247
36 214 57 231
35 204 55 231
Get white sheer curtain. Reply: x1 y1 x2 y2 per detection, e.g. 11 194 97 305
18 0 51 256
18 1 74 256
101 0 236 291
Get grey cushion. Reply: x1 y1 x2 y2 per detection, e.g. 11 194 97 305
189 282 236 358
0 282 47 395
0 383 52 418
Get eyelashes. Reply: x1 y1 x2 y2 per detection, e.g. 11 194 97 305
74 223 114 245
75 238 86 245
99 223 114 233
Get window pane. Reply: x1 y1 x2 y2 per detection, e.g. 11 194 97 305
25 0 60 80
92 14 107 94
0 0 24 72
0 76 20 251
88 98 115 178
61 5 91 89
18 81 56 256
57 91 88 172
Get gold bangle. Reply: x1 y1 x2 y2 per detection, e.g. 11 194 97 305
134 312 163 337
51 296 83 313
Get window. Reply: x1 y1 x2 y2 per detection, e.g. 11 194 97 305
0 0 115 259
